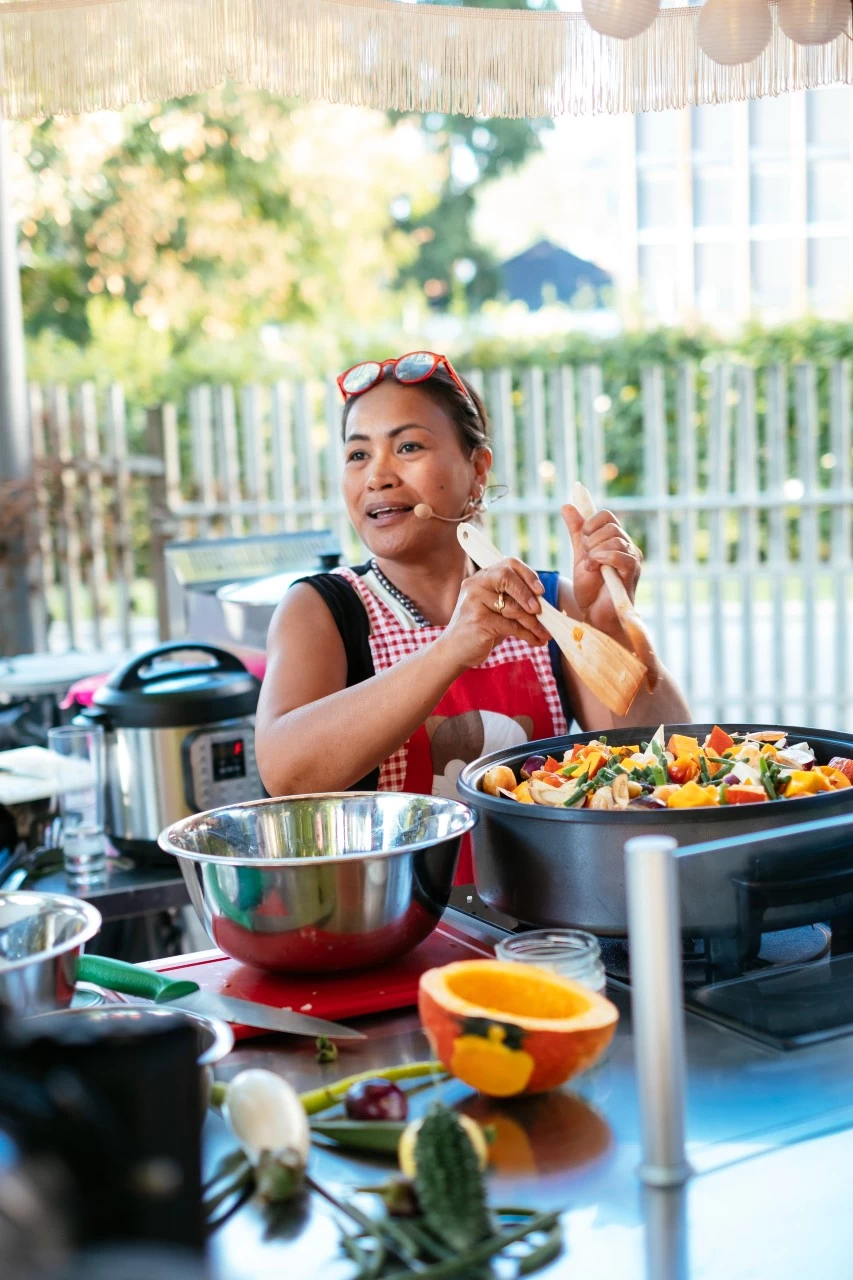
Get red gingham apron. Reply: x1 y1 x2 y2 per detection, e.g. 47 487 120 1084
334 568 568 884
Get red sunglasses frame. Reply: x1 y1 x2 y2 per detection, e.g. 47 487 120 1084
336 351 471 403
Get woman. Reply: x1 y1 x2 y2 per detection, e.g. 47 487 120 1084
255 352 690 879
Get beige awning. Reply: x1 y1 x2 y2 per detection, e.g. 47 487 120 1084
0 0 851 120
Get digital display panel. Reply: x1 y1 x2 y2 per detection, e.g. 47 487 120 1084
212 738 247 782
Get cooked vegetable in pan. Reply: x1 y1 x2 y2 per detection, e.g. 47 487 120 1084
480 726 853 811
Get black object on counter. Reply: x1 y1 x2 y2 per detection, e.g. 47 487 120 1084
0 1007 204 1267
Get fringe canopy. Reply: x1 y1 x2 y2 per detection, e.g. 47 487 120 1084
0 0 850 120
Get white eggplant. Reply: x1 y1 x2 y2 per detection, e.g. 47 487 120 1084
223 1069 310 1166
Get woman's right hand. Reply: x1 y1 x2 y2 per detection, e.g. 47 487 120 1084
436 560 551 673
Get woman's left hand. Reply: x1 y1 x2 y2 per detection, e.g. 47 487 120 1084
561 504 642 638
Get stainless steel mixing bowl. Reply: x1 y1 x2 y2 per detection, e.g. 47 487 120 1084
0 890 102 1015
158 792 476 972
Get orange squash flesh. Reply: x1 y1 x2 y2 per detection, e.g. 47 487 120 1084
418 960 618 1097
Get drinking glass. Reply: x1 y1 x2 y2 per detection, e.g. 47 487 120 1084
47 724 107 885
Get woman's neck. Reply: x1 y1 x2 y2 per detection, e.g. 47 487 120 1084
373 543 471 627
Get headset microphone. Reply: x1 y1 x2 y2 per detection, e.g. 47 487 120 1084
413 503 469 522
412 486 506 523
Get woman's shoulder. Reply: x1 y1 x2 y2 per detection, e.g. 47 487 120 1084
280 566 371 644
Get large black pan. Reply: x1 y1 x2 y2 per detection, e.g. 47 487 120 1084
457 724 853 938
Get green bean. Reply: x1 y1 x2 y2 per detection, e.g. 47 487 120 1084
380 1211 562 1280
396 1220 455 1262
518 1222 564 1276
306 1175 425 1271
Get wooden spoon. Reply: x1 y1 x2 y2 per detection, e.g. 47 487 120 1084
457 523 647 718
570 482 659 691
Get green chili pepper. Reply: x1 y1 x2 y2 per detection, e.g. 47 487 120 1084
311 1119 407 1154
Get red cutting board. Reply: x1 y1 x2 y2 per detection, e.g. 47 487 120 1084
146 920 494 1039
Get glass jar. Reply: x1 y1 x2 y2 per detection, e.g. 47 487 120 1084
496 929 606 993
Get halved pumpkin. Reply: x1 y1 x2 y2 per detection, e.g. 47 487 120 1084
418 960 619 1097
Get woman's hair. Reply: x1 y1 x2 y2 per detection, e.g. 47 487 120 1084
341 366 491 456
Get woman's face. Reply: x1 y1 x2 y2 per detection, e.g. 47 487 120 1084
342 379 491 561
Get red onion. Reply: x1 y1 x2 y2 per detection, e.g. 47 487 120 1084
344 1079 408 1122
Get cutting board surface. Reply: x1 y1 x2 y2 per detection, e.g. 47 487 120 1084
148 921 494 1039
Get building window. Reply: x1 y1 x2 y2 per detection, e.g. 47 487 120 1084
638 171 678 229
807 86 850 153
751 240 793 309
639 244 678 320
808 237 851 310
694 170 734 226
750 166 792 225
695 242 735 315
692 102 736 161
808 160 851 223
636 110 679 159
749 96 791 156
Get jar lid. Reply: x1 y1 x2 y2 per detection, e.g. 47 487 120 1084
88 641 260 729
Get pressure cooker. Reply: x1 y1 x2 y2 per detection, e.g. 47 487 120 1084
78 642 263 849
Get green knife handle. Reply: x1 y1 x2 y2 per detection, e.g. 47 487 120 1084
76 954 200 1003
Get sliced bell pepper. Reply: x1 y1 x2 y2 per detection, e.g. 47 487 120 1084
666 780 720 809
666 734 701 759
668 756 700 785
543 756 562 773
706 725 735 755
585 751 608 779
782 769 833 798
530 770 564 788
817 766 852 791
725 786 768 805
513 781 535 804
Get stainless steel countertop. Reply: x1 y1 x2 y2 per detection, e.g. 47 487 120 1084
204 910 853 1279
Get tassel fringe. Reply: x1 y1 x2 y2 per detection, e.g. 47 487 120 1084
0 0 850 120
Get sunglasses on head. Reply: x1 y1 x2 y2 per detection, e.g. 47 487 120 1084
337 351 471 402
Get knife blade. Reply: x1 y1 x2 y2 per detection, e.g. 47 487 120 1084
76 954 365 1039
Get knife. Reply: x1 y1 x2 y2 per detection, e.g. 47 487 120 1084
76 954 365 1040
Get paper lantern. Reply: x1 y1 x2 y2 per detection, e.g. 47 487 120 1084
777 0 850 46
581 0 662 40
698 0 773 66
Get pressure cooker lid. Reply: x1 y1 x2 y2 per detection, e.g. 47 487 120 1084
91 642 260 729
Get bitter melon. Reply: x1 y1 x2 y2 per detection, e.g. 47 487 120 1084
413 1103 492 1252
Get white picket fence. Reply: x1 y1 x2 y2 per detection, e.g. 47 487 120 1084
30 362 853 730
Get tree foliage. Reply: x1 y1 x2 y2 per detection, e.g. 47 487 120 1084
390 0 553 308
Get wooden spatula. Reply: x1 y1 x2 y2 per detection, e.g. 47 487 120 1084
570 483 659 691
457 522 647 718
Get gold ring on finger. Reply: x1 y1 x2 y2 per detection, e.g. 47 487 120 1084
493 591 506 614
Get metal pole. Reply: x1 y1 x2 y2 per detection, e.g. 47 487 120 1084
0 118 35 656
625 835 692 1188
643 1184 689 1280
